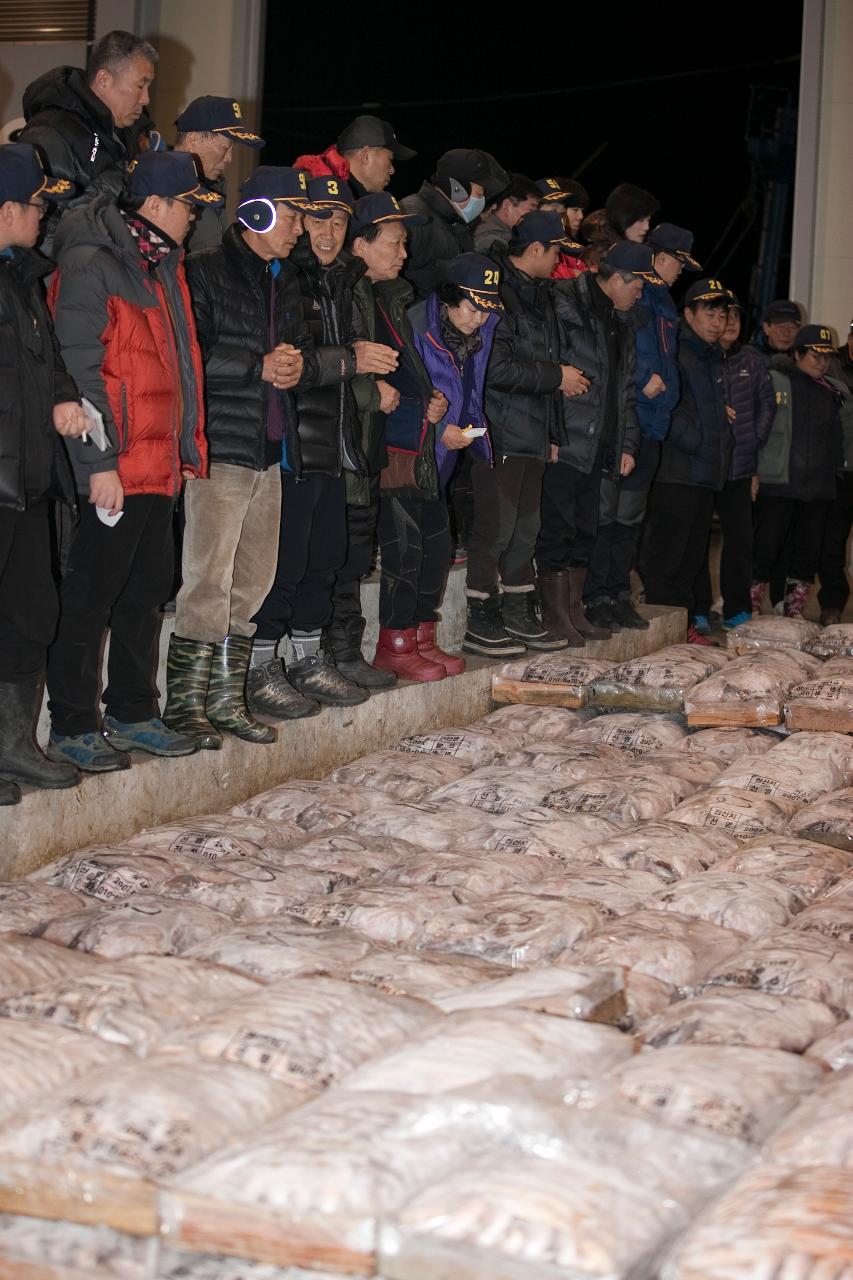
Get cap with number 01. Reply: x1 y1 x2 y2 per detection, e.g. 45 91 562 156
445 252 504 311
237 165 332 232
794 324 836 354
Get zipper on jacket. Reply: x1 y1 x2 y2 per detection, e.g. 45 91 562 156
118 383 129 452
157 278 186 494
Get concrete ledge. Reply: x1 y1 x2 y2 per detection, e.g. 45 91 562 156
560 604 687 662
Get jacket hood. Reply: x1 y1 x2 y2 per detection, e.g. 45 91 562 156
23 65 116 134
769 352 797 375
52 193 138 260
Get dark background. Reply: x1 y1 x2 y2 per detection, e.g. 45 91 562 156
262 6 804 327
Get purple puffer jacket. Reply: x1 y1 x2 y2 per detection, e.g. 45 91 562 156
723 343 776 480
409 292 496 487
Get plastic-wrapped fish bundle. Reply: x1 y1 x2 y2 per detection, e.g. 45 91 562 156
582 1043 822 1144
788 899 853 945
646 873 799 937
805 621 853 657
660 1164 853 1280
183 918 373 982
765 1070 853 1168
540 769 693 825
325 751 471 802
769 729 853 782
36 847 194 902
377 848 559 897
0 1022 130 1123
589 821 738 881
807 1018 853 1070
158 1253 349 1280
524 869 662 917
415 891 604 967
785 670 853 732
481 809 621 864
682 725 780 763
627 750 724 787
656 644 733 671
715 751 843 805
348 799 504 852
726 614 821 653
685 648 820 726
247 829 424 880
621 971 677 1027
500 740 627 782
0 932 103 999
639 988 838 1052
713 834 852 904
570 909 746 991
491 653 615 707
434 964 627 1022
429 765 570 815
342 950 509 1005
155 975 434 1090
394 724 520 767
285 884 467 946
565 711 689 756
36 894 231 959
666 787 797 841
789 786 853 850
0 954 257 1053
473 704 594 743
0 1215 156 1280
153 856 363 922
231 780 387 834
588 649 724 713
0 882 86 936
124 814 300 863
703 929 853 1014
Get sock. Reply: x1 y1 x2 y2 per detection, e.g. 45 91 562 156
250 637 278 669
291 629 322 662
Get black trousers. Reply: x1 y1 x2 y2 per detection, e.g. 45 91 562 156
754 495 830 586
377 492 451 629
0 501 59 682
47 495 174 735
819 472 853 612
536 458 605 573
467 455 544 595
447 448 475 548
327 475 380 656
585 438 660 601
693 476 754 619
253 471 347 641
642 481 716 616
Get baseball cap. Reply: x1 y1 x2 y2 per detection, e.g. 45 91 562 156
239 166 331 213
0 142 74 204
603 240 664 284
175 96 265 148
795 324 836 354
683 276 731 306
726 289 744 312
445 253 504 311
337 115 416 161
763 299 801 324
513 209 581 251
435 148 508 198
646 223 702 271
125 151 224 206
305 175 355 216
350 192 427 238
535 176 588 208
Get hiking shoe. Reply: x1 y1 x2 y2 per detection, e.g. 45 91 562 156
722 611 751 630
247 659 321 720
693 614 712 635
101 717 197 757
288 655 370 705
47 731 131 773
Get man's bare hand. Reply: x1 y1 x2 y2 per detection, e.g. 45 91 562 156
442 424 474 451
751 475 760 501
262 343 304 390
726 404 736 424
376 379 400 414
642 373 666 400
620 452 636 477
549 443 559 463
89 470 124 515
560 364 590 397
53 401 88 437
354 340 399 375
426 390 448 425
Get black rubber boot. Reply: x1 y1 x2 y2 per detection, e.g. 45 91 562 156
247 658 321 720
163 635 222 750
205 636 277 743
0 780 21 805
325 619 396 689
567 567 612 640
462 595 526 658
539 571 584 647
0 678 79 789
502 590 567 651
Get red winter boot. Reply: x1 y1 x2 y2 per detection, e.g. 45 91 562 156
416 622 466 676
373 628 446 682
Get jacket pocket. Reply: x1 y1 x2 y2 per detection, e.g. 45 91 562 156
117 383 129 453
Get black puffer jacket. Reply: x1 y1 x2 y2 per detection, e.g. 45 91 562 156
552 271 639 474
400 182 475 297
655 321 732 490
761 355 843 502
187 224 341 474
484 248 563 460
291 238 366 477
0 247 77 509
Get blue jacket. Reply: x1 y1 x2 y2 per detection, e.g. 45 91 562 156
723 343 776 480
409 292 496 487
654 321 732 490
633 280 679 441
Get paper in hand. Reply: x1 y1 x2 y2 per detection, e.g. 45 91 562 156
81 398 109 451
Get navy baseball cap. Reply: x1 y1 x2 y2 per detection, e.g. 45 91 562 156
795 324 836 354
446 253 504 312
514 209 581 251
239 166 331 215
126 151 224 206
175 96 265 148
535 176 588 208
764 299 802 324
336 114 416 161
0 142 74 204
306 175 355 216
604 240 665 283
647 223 702 271
683 276 731 306
350 192 427 238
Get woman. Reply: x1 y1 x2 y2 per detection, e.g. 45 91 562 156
534 176 589 279
373 253 500 681
753 325 845 617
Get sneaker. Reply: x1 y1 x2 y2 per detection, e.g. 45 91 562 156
693 614 712 635
722 611 751 630
687 625 714 646
101 716 198 757
47 731 131 773
288 655 370 706
247 659 321 719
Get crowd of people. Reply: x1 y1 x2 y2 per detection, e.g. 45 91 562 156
1 29 851 805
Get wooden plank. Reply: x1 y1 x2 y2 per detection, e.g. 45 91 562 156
786 706 853 734
490 676 585 708
686 705 782 728
0 1162 157 1237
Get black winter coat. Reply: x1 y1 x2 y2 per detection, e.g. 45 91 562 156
400 182 475 298
291 240 366 477
655 322 732 490
762 355 843 502
552 271 639 474
0 247 76 510
484 249 563 460
187 224 339 475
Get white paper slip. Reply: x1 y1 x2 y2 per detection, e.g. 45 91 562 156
96 506 123 526
81 397 109 451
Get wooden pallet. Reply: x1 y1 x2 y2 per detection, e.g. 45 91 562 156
490 676 586 708
0 1160 157 1236
685 704 782 728
785 705 853 734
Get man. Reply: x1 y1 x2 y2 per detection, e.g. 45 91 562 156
537 240 645 644
401 148 508 297
463 210 588 658
164 167 341 746
248 176 396 710
174 95 265 251
642 277 733 642
46 150 216 770
19 30 157 249
0 144 87 804
293 114 416 198
473 174 539 254
583 225 697 632
746 299 802 365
